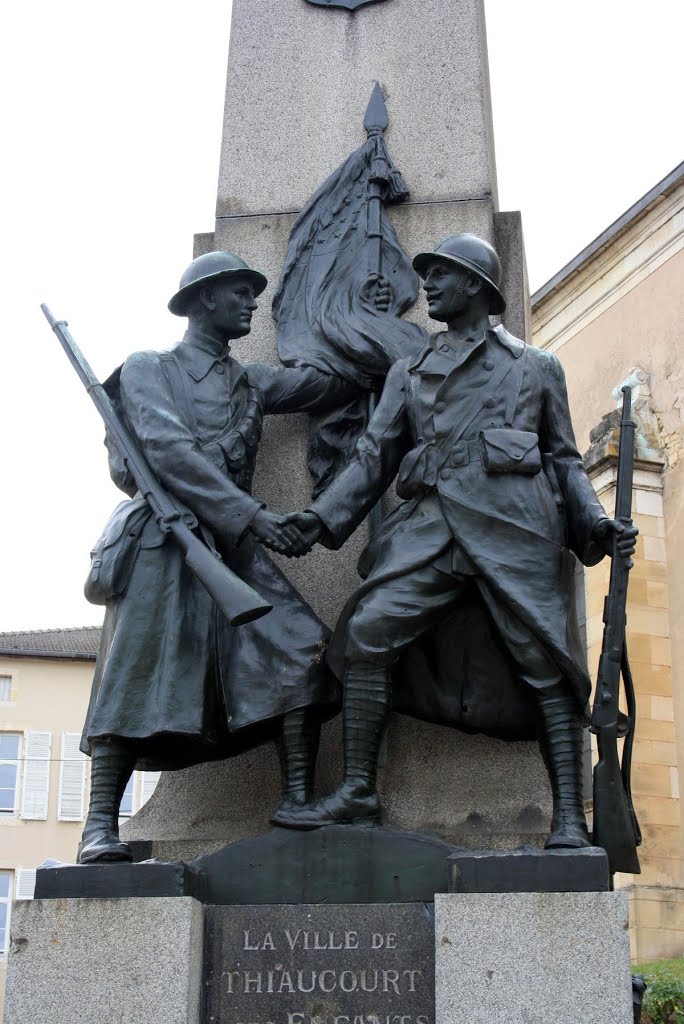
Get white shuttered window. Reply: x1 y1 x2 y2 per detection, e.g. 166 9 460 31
0 871 11 954
140 771 161 807
58 733 86 821
15 869 36 900
20 731 51 820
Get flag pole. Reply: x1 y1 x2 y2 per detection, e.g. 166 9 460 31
364 82 390 535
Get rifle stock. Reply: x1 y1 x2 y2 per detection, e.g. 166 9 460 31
593 716 641 875
591 386 640 874
41 304 272 627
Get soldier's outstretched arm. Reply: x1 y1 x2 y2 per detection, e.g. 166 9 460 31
304 359 411 549
247 363 360 416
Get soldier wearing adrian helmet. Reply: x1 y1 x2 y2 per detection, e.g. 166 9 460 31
78 251 352 864
277 233 637 849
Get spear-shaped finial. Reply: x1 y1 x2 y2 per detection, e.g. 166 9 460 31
364 82 390 278
364 81 389 134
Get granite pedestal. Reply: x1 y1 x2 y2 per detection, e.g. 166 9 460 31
4 897 203 1024
6 862 636 1024
435 890 633 1024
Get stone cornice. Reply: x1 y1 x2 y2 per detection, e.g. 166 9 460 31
532 171 684 354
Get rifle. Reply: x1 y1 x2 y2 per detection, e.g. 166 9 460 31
41 304 273 627
591 385 641 874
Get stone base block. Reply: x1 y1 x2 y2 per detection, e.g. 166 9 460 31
435 890 632 1024
34 860 204 901
4 897 203 1024
447 845 610 893
194 825 455 904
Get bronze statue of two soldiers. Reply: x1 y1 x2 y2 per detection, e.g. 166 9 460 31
73 234 636 864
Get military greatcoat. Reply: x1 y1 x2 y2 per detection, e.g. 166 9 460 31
81 327 348 770
309 325 608 734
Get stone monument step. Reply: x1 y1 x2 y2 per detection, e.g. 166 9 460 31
33 832 612 903
447 845 610 894
193 825 455 904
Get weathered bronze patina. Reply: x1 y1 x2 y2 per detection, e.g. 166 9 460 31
274 233 638 852
59 252 359 864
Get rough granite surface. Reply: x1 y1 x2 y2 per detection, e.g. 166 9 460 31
434 891 633 1024
4 897 204 1024
217 0 498 215
124 714 551 849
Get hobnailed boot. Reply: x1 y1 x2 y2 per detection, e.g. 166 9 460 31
537 689 591 850
271 708 321 825
276 662 390 829
77 738 137 864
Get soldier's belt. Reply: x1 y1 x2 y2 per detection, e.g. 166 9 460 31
443 438 482 469
397 430 542 499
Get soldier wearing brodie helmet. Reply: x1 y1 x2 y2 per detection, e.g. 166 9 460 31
276 232 637 851
77 250 354 864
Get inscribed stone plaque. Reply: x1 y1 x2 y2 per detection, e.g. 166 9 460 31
204 903 435 1024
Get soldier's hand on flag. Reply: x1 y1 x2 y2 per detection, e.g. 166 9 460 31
360 273 392 312
277 512 324 557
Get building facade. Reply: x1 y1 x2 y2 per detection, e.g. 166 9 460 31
532 161 684 961
0 627 159 1019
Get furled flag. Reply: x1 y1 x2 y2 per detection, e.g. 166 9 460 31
272 84 426 496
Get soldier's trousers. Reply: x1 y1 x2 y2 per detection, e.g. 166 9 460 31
344 554 563 692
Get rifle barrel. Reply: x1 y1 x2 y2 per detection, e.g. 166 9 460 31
41 304 272 626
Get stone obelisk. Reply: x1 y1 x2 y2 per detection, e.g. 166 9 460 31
125 0 547 857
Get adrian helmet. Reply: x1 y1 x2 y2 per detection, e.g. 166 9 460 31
168 251 268 317
412 233 506 315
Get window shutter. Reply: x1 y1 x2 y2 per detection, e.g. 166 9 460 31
15 869 36 900
58 732 86 821
140 771 161 807
20 731 51 820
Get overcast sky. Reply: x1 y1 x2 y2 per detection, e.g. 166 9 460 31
1 0 682 631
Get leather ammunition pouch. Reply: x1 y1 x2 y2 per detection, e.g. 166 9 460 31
84 498 152 605
479 428 542 476
396 441 439 498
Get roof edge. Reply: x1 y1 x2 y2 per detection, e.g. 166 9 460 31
0 648 98 662
531 160 684 308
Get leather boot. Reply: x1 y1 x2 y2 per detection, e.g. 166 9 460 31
271 708 321 825
274 663 390 829
537 688 591 850
78 738 136 864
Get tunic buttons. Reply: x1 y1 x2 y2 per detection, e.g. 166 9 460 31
215 364 225 375
435 401 445 415
483 397 496 409
483 359 495 371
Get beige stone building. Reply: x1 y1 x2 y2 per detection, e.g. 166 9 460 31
0 627 159 1019
532 160 684 962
